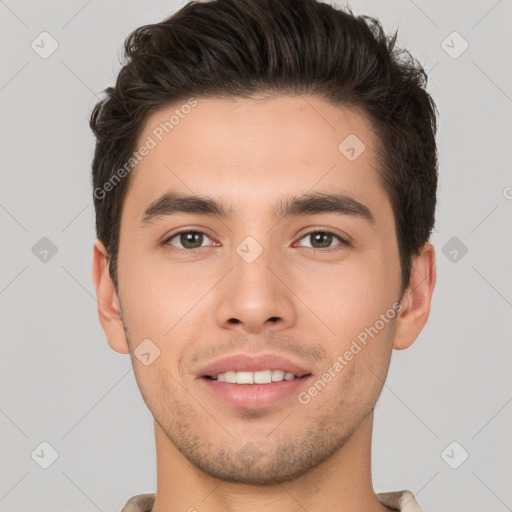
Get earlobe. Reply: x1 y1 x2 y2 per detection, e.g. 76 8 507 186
393 242 437 351
92 239 130 354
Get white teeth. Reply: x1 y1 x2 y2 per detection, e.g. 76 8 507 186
212 369 298 384
223 371 236 383
254 370 272 384
271 369 285 382
236 371 254 384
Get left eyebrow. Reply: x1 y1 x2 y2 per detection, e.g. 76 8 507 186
273 192 376 226
140 191 376 227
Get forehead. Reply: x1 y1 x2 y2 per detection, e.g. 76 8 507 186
123 95 389 224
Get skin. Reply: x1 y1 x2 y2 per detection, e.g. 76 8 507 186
93 95 436 512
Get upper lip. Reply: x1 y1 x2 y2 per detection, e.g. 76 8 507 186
197 353 312 378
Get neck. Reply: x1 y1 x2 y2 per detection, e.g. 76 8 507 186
151 409 394 512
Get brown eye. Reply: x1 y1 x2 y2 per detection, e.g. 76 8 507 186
297 230 346 250
167 230 213 250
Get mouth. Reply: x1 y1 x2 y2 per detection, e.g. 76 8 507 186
197 353 313 409
197 352 312 380
203 369 311 384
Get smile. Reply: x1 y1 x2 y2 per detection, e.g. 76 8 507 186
205 369 299 384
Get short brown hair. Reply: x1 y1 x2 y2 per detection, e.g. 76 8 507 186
90 0 438 298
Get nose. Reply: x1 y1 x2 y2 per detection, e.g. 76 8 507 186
215 245 297 335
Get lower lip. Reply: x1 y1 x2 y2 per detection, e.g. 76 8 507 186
200 376 312 409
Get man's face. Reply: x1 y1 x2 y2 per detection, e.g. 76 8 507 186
115 95 403 484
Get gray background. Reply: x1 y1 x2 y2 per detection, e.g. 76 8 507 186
1 0 511 511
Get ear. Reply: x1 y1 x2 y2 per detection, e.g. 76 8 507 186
393 242 437 350
92 239 130 354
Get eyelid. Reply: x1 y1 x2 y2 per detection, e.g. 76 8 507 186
163 228 216 249
294 228 350 249
162 226 350 251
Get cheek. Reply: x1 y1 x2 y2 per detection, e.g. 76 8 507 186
118 247 212 340
293 254 397 343
130 355 182 426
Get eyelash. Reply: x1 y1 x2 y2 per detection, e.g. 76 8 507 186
162 228 350 253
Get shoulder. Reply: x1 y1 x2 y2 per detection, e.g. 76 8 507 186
120 493 156 512
376 489 424 511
